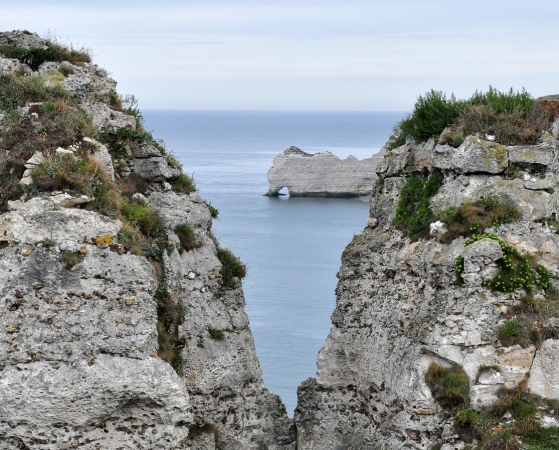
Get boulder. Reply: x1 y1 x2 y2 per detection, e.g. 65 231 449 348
81 102 136 133
132 156 181 181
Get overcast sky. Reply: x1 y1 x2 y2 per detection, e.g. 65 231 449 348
2 0 558 110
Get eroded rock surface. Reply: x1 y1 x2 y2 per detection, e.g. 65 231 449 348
294 131 559 449
0 30 294 450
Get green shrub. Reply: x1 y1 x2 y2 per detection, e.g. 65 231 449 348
61 249 85 269
399 90 467 142
174 225 201 251
470 86 535 115
121 94 143 124
208 328 225 340
209 204 219 219
121 200 162 238
99 127 154 157
425 362 470 410
456 408 479 426
393 172 442 238
217 248 246 288
497 320 531 347
441 198 522 243
171 173 196 194
395 86 552 147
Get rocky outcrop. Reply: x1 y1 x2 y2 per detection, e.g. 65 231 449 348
0 31 294 449
265 146 384 197
294 131 559 448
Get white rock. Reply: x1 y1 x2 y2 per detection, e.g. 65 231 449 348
528 339 559 399
56 147 74 156
429 220 447 236
266 146 384 197
83 136 115 181
478 368 505 385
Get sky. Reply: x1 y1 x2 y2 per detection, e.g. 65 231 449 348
1 0 558 110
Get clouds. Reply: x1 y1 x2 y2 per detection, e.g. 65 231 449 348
1 0 558 109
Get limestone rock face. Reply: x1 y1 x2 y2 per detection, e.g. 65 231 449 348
149 191 296 449
82 102 136 132
265 146 384 197
0 203 192 448
295 131 559 448
0 30 294 450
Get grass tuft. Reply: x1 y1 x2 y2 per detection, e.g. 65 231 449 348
174 224 201 251
217 248 246 289
393 172 442 239
441 198 522 243
425 362 470 410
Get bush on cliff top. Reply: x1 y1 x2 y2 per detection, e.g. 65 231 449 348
393 86 553 147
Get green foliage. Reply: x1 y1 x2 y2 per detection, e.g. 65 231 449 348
497 319 533 348
455 257 464 285
121 200 162 238
121 94 143 124
99 127 154 157
0 36 91 71
399 90 467 142
155 285 186 375
217 248 247 289
208 328 225 340
174 224 201 251
0 74 67 114
171 173 196 194
451 380 559 448
441 198 522 243
425 362 470 410
209 204 219 219
395 86 552 147
463 233 551 294
456 408 479 426
470 86 535 115
61 249 85 269
31 152 120 216
393 172 442 238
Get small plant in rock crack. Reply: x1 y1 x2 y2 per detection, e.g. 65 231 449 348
174 225 202 251
208 328 225 340
61 249 85 269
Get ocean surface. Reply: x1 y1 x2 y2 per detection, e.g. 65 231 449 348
142 110 404 415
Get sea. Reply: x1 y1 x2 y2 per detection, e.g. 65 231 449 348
142 110 405 416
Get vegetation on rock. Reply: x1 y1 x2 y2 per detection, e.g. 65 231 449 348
425 362 470 410
441 198 522 243
217 248 247 288
393 171 441 238
0 34 91 70
462 233 551 294
451 380 559 449
392 87 558 148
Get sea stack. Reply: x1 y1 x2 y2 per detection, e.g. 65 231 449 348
265 146 384 197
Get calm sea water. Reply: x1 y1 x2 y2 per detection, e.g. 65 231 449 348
142 110 404 415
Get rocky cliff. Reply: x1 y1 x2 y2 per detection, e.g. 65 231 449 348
265 146 384 197
294 102 559 448
0 30 294 450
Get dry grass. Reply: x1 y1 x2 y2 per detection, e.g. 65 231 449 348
440 198 522 243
